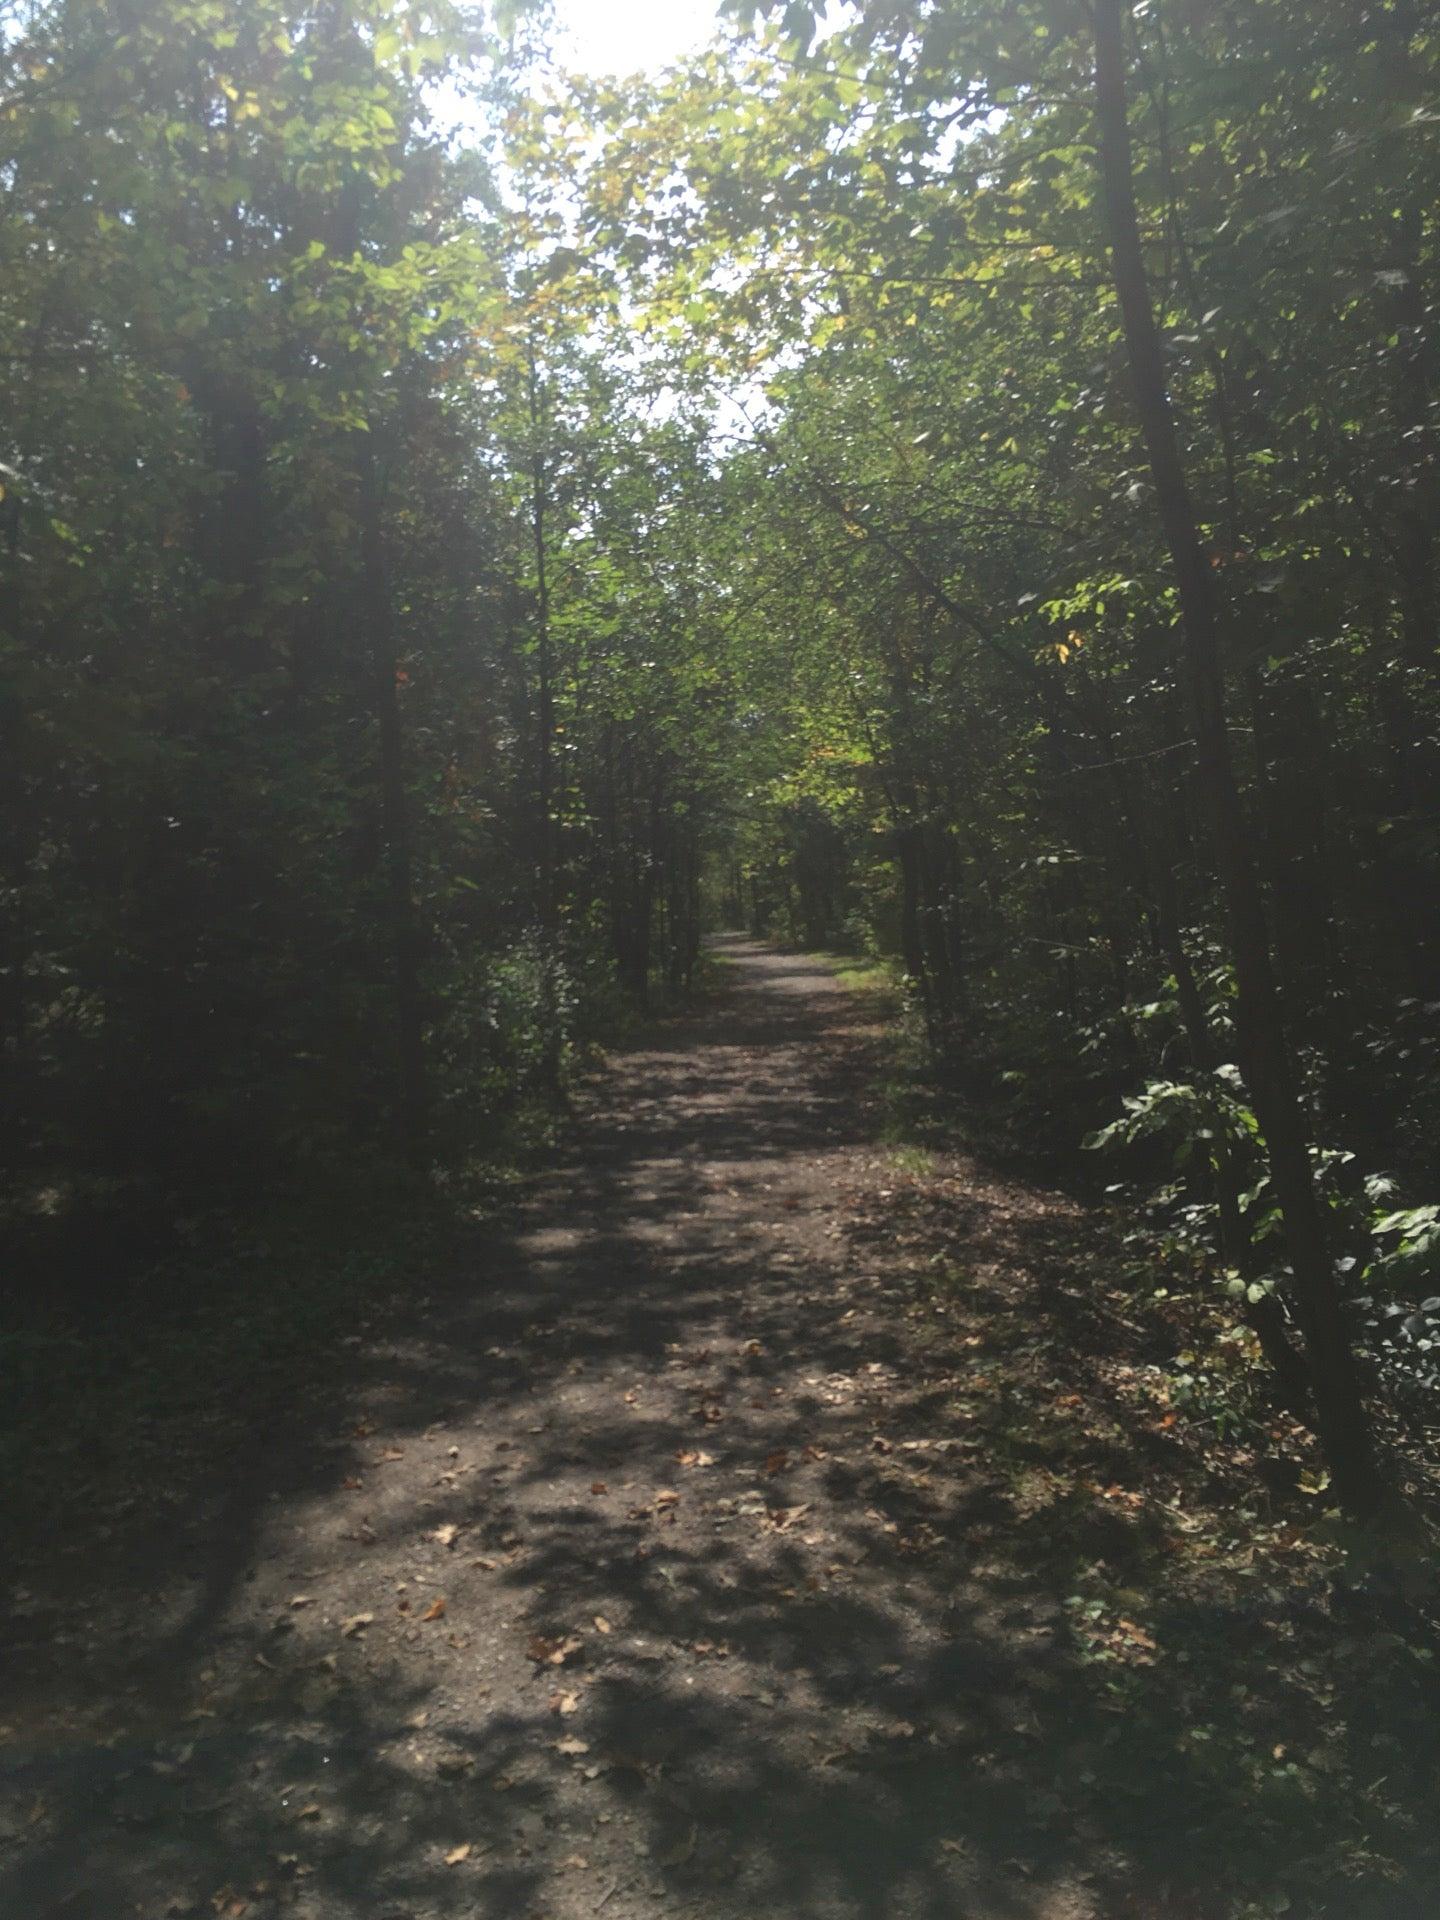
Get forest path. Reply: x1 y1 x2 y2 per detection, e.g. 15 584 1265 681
6 939 1422 1920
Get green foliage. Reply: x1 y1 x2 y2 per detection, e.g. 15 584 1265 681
3 0 1438 1512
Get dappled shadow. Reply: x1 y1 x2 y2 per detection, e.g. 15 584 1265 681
3 938 1437 1919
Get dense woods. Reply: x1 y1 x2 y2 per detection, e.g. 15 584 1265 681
5 5 1440 1915
3 0 1438 1517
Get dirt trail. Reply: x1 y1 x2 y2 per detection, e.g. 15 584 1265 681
4 940 1427 1919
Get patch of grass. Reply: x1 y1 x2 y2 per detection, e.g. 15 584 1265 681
886 1142 936 1177
692 947 740 995
812 950 905 1007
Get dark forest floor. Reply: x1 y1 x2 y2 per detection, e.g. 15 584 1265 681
3 938 1438 1920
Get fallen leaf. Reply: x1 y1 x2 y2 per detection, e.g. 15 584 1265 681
655 1821 698 1867
676 1450 713 1468
764 1505 810 1531
555 1736 590 1756
421 1597 447 1623
549 1689 580 1716
593 1615 612 1634
289 1594 314 1609
527 1633 583 1666
590 1481 609 1496
765 1450 789 1475
340 1613 374 1638
445 1842 472 1867
433 1524 459 1548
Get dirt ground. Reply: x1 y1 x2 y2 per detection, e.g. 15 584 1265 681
2 938 1435 1920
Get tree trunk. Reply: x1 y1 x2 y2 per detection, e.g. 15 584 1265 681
1092 0 1384 1515
358 429 427 1162
527 344 563 1087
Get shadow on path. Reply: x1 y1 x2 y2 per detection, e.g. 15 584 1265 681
2 938 1435 1920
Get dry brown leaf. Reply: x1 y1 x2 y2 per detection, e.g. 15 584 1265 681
764 1504 810 1531
421 1597 447 1623
339 1613 373 1638
444 1842 472 1867
590 1481 609 1495
765 1450 789 1475
676 1449 713 1468
527 1632 583 1665
433 1523 459 1548
549 1689 580 1715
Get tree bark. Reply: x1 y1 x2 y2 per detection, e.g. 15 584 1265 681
358 429 427 1161
1091 0 1385 1515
